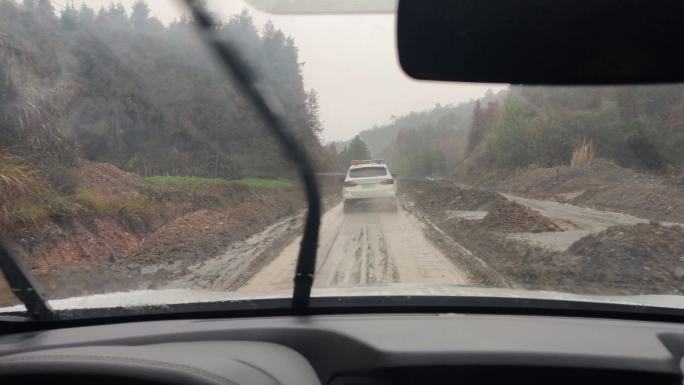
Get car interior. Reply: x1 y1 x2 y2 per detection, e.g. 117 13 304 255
1 0 684 384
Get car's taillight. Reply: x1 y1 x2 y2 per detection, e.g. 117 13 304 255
343 181 357 187
380 179 394 185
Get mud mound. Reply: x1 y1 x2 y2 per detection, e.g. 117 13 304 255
78 160 144 197
10 218 142 271
498 159 629 197
126 209 244 265
482 198 562 233
126 193 301 266
480 158 684 223
401 180 500 213
568 222 684 293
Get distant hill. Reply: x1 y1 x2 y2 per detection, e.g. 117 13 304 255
338 89 505 158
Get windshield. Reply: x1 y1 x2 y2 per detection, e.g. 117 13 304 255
1 0 684 317
349 167 388 178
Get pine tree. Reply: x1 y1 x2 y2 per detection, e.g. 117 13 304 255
131 0 150 29
466 100 485 153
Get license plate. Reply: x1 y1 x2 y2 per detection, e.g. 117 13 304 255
362 184 375 188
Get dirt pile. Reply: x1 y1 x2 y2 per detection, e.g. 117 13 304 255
126 192 303 266
568 222 684 293
1 160 337 305
402 180 562 233
10 219 142 271
401 180 500 214
77 160 144 197
401 179 683 296
18 193 307 301
6 161 156 272
477 159 684 223
481 198 562 233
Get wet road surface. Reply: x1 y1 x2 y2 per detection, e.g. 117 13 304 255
239 203 469 294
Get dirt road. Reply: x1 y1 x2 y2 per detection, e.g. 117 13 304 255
238 203 468 294
502 193 680 251
173 182 683 296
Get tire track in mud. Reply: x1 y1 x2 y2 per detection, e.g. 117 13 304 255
239 203 468 294
331 221 398 286
166 213 306 291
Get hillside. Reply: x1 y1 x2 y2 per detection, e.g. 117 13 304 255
0 1 329 179
0 1 337 304
338 90 506 176
458 84 684 180
335 89 502 158
359 102 474 157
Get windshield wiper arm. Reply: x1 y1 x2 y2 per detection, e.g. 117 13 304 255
0 241 55 321
182 0 321 312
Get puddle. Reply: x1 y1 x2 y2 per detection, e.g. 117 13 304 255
446 210 488 221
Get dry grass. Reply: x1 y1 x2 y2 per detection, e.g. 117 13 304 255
1 154 155 232
74 190 154 218
0 152 46 230
0 152 40 196
570 138 595 168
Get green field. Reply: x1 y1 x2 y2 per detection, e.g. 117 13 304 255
145 176 293 189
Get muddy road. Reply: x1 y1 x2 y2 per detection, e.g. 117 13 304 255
240 203 468 294
169 180 684 296
175 202 469 294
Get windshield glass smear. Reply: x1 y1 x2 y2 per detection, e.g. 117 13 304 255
1 0 684 315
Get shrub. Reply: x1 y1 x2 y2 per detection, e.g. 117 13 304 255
570 139 595 168
43 164 79 194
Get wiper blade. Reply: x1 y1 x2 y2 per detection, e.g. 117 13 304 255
0 241 55 321
182 0 321 312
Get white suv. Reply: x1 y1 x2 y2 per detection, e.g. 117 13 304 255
342 160 397 213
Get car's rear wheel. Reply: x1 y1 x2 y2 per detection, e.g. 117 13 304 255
343 200 352 213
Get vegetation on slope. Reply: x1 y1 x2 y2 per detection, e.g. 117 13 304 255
0 0 330 180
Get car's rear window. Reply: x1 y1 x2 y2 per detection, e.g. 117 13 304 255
349 167 388 178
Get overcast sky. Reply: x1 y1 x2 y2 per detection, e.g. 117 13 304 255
75 0 505 141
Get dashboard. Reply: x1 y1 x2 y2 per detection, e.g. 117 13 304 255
1 313 683 384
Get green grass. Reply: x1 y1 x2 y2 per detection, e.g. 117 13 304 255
235 178 292 189
145 175 231 188
145 176 292 190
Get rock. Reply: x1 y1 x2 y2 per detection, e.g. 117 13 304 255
126 264 140 274
675 267 684 279
109 251 120 263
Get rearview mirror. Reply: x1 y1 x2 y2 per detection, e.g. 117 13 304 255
397 0 684 84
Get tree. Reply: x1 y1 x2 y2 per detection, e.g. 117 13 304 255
0 2 327 178
60 2 78 31
35 0 55 19
467 99 503 155
338 136 371 167
466 100 484 153
78 3 95 25
130 0 150 29
97 2 128 29
305 89 323 137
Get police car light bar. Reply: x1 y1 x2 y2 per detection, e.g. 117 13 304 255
350 159 385 165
